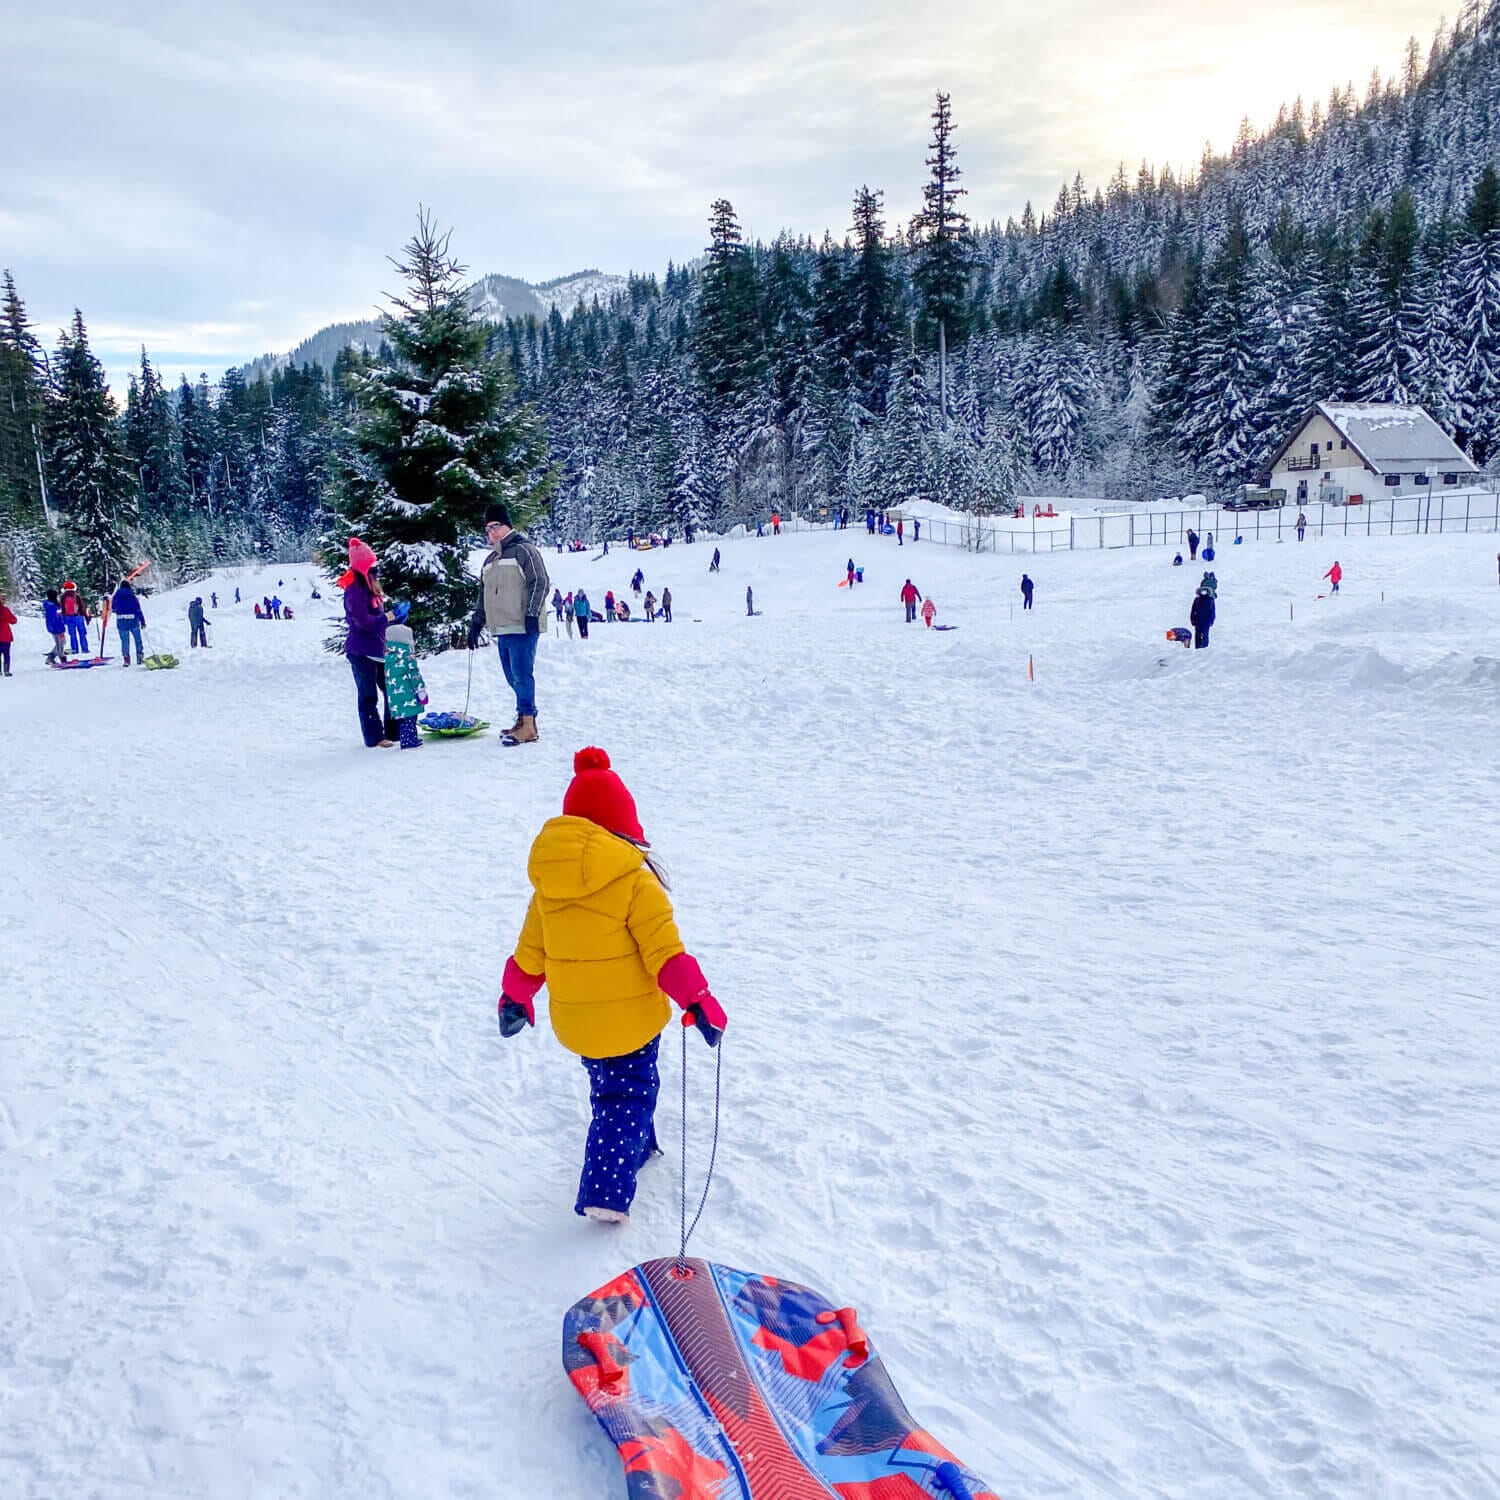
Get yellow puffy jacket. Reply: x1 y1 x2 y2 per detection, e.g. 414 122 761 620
512 816 684 1058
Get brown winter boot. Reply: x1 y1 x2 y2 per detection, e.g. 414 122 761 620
504 714 539 745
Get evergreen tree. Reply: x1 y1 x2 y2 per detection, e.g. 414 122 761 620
324 211 555 649
48 311 136 592
124 348 188 517
847 187 899 417
0 270 52 527
1453 164 1500 461
911 93 974 381
695 200 766 411
1352 190 1425 403
1181 204 1270 492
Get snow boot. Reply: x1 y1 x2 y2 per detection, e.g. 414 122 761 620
502 714 539 746
583 1206 628 1225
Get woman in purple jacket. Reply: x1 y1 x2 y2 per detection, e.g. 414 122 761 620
338 537 394 747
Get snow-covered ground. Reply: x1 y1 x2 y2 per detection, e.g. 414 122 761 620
2 526 1498 1499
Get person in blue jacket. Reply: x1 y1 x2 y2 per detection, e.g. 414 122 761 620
573 588 593 639
111 577 146 666
1021 574 1034 610
43 590 70 665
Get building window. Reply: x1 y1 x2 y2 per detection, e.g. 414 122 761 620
1383 474 1401 487
1414 473 1430 486
1311 443 1320 456
1340 439 1348 449
1443 473 1459 485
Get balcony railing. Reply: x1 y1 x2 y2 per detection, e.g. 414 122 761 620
1283 456 1319 471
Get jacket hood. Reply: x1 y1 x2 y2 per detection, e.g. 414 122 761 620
528 815 644 901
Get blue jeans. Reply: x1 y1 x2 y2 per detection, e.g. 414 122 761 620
576 1037 661 1216
496 632 538 718
117 619 143 661
348 656 385 746
66 617 90 652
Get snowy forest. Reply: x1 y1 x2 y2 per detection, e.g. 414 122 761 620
4 0 1500 597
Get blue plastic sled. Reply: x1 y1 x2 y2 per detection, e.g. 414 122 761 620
565 1256 1000 1498
48 656 114 669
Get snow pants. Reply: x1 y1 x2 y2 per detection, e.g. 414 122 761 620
398 716 421 749
577 616 590 639
190 623 207 648
576 1036 661 1217
496 631 538 718
1194 627 1211 650
1023 594 1033 610
349 656 386 746
65 617 89 652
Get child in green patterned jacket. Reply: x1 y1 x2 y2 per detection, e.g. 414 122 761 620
384 603 429 749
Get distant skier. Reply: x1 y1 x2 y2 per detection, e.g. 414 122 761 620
746 586 755 617
1325 560 1342 594
0 594 15 676
1187 528 1200 561
383 601 428 749
111 576 146 666
495 747 726 1223
1021 574 1034 610
921 597 937 628
710 548 720 573
60 581 90 654
900 578 922 623
188 596 209 649
1295 511 1307 541
1190 587 1216 649
660 586 672 623
43 590 69 665
574 589 592 639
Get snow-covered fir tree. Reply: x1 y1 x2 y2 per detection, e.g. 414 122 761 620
49 311 137 592
323 212 555 650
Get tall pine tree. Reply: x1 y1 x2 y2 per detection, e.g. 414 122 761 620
324 211 555 650
49 311 136 592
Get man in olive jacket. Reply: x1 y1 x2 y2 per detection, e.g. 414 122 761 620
468 502 551 744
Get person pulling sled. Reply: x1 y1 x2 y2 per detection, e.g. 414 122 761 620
495 748 727 1223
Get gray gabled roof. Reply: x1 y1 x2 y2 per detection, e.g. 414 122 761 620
1317 402 1478 473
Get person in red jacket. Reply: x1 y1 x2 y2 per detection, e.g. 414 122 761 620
921 597 937 628
0 594 16 676
900 578 922 623
1325 560 1343 594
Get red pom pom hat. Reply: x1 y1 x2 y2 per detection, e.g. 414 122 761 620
563 747 646 844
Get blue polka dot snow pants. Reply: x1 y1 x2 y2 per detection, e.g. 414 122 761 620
575 1036 661 1217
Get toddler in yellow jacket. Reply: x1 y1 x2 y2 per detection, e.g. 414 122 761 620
499 747 727 1223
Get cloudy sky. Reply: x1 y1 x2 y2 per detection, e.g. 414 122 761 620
3 0 1447 391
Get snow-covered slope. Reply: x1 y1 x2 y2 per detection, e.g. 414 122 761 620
532 270 628 316
2 528 1497 1498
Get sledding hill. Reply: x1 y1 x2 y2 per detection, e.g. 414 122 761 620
1 525 1498 1498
